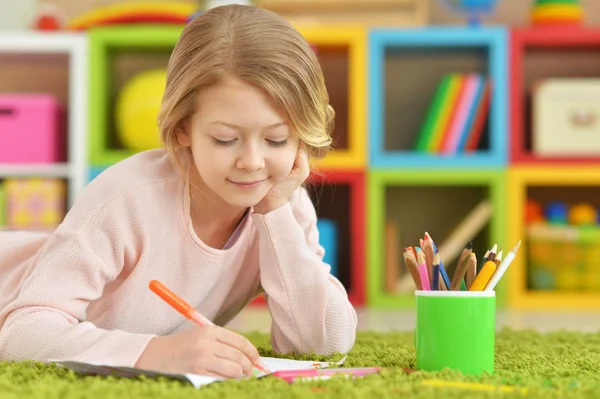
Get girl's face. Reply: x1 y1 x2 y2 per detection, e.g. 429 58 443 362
178 76 300 210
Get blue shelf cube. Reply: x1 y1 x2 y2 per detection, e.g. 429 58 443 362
368 26 508 168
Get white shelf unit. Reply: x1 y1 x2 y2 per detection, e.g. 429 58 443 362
0 32 88 206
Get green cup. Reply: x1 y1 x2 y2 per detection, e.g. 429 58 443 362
415 290 495 376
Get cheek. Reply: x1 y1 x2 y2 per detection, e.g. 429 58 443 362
268 149 296 179
192 147 227 179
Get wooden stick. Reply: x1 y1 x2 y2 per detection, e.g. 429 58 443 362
436 201 493 265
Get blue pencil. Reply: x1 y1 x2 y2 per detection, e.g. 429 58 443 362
432 264 440 290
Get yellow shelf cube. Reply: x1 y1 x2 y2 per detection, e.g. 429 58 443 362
295 25 367 170
508 166 600 309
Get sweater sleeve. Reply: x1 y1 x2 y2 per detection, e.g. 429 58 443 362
251 187 357 355
0 196 155 367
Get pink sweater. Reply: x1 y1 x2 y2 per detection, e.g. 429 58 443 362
0 150 357 366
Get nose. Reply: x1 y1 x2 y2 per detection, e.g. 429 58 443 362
235 142 265 172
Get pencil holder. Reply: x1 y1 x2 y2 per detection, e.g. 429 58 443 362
415 290 495 376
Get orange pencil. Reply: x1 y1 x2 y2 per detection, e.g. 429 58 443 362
149 280 271 374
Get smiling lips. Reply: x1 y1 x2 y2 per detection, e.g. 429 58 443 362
228 179 264 189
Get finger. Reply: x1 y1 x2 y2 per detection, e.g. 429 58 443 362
295 148 310 179
216 328 260 363
214 342 254 377
205 357 245 379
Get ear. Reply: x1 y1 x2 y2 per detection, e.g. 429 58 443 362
175 121 191 147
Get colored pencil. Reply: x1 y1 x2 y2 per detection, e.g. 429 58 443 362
485 241 522 291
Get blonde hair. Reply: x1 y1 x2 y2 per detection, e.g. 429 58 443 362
157 4 334 167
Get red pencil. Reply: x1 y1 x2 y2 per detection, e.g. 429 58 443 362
272 367 382 383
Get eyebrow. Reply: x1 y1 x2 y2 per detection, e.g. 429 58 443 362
209 121 287 130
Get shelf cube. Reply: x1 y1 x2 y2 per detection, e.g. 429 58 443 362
88 24 184 167
367 169 507 308
508 166 600 309
368 27 508 168
510 27 600 165
296 26 367 170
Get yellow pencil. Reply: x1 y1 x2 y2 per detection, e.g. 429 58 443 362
422 379 528 394
469 260 496 291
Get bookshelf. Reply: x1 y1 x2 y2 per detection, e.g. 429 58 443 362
0 32 88 208
12 23 600 310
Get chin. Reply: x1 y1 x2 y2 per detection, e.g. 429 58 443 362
220 192 266 209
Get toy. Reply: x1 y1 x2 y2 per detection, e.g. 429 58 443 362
525 200 544 224
31 3 65 31
545 201 569 225
441 0 501 27
65 1 198 30
568 203 597 226
530 0 584 26
0 94 64 164
115 68 167 151
527 200 600 291
205 1 252 10
4 178 66 230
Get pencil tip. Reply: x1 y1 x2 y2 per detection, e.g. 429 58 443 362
424 232 431 240
512 240 522 252
466 242 473 249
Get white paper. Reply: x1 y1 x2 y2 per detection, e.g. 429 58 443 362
57 355 347 388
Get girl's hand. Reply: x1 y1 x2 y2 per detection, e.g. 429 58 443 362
135 325 261 378
253 145 310 214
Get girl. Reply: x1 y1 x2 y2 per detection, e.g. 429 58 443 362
0 5 357 379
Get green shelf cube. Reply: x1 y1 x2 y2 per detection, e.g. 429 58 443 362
89 24 185 166
367 169 507 309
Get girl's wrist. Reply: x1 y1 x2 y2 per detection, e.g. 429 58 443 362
253 199 287 214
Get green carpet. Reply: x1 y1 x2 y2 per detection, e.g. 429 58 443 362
2 328 600 398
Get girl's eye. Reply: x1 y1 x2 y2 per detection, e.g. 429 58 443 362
212 137 236 146
267 139 288 148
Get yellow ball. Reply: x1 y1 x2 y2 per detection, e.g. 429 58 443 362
568 203 597 226
116 69 167 151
